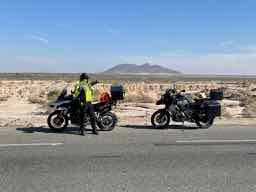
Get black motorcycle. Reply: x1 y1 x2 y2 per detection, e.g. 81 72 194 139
151 87 222 129
47 86 122 132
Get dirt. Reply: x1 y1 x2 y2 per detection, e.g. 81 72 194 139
0 80 255 128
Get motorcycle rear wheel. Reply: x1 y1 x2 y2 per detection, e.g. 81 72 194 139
196 117 214 129
151 109 170 129
47 111 68 132
97 112 117 131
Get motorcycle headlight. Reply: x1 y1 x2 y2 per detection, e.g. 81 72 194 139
49 104 56 108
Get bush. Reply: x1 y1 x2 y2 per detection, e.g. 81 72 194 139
240 95 256 117
28 96 47 105
47 90 60 101
124 92 154 103
0 96 8 102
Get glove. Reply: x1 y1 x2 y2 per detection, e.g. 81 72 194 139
91 80 99 86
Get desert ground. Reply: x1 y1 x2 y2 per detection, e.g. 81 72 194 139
0 76 255 128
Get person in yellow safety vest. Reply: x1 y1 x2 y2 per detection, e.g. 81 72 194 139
73 73 99 135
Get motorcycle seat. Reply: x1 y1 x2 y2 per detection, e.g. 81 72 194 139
93 102 110 111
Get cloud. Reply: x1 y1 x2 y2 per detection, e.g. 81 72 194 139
55 23 69 28
219 40 234 47
239 45 256 53
118 50 256 75
18 56 57 65
106 27 121 34
27 34 49 44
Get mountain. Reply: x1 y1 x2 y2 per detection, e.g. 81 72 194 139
103 63 181 74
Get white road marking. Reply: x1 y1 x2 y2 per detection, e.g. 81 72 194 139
0 143 63 147
176 140 256 144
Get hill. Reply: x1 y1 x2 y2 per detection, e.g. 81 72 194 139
103 63 181 74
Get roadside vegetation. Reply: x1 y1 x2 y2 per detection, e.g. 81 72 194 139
47 90 61 101
1 73 256 83
28 96 47 105
28 89 61 105
0 96 9 103
241 95 256 117
124 92 155 103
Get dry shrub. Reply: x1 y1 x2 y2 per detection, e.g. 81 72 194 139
0 96 8 102
124 92 154 103
221 108 233 118
240 95 256 117
28 96 47 105
47 90 61 101
247 96 256 112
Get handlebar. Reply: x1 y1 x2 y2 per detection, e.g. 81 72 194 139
166 88 185 95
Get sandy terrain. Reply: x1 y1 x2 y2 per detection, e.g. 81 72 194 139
0 80 255 128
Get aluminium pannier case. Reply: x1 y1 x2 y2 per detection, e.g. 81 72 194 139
209 89 224 100
110 85 125 101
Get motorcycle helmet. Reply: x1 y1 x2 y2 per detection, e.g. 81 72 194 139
80 73 89 81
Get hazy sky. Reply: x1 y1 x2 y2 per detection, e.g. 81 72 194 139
1 0 256 75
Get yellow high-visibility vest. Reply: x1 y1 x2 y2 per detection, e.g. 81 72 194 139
74 80 93 102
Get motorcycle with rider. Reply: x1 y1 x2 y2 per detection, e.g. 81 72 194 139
47 73 124 135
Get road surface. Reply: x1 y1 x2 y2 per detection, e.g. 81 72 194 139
1 124 256 192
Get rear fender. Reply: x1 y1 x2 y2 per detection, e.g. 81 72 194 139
100 106 112 114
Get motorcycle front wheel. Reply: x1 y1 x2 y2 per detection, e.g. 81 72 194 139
151 109 170 129
47 111 68 132
97 112 117 131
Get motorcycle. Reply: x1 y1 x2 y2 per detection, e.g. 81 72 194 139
151 87 222 129
47 87 119 132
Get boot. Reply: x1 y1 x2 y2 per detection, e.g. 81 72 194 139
92 126 99 135
80 126 85 136
91 120 99 135
93 130 99 135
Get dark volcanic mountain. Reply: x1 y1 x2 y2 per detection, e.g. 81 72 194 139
103 63 181 74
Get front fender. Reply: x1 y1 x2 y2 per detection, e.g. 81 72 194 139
54 107 69 115
157 108 170 116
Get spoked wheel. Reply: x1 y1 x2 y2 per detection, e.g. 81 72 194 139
47 111 68 132
151 109 170 129
97 112 117 131
196 117 214 129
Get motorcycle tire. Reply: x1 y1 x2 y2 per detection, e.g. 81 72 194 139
151 109 170 129
47 111 68 132
196 117 214 129
97 112 117 131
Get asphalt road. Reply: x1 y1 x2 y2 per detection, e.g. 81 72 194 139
1 124 256 192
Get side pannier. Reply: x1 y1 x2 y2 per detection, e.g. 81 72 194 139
205 100 222 117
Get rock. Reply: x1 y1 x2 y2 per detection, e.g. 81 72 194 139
220 99 245 118
223 106 245 118
248 84 256 96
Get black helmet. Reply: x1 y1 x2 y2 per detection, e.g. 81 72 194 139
80 73 89 81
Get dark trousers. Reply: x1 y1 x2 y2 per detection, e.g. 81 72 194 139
80 102 97 132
